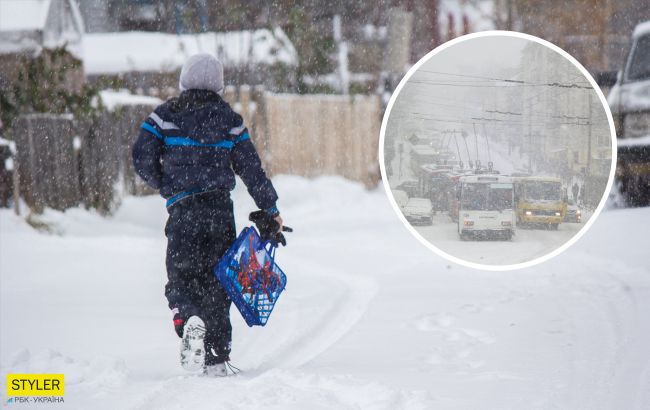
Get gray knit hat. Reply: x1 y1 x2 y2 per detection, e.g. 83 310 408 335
179 53 224 95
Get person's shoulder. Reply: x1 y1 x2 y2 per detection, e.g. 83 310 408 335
155 97 180 116
141 99 169 122
142 98 181 130
209 97 243 126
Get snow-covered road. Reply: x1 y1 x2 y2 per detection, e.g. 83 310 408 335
415 213 585 265
1 176 649 409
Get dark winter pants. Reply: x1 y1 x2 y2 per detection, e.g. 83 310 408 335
165 190 236 365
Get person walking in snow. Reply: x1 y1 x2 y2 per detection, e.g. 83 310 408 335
132 53 285 377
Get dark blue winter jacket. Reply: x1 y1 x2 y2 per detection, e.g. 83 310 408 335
132 89 278 213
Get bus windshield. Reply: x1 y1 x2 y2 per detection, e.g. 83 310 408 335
461 183 513 211
523 181 561 201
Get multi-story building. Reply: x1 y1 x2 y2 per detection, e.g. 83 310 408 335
519 42 611 180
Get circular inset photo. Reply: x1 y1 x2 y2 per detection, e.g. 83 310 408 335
380 31 616 270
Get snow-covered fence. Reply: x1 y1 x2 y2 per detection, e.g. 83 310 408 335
13 114 81 212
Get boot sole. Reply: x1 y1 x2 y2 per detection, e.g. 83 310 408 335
180 316 206 372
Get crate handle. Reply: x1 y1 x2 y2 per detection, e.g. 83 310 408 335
260 240 277 265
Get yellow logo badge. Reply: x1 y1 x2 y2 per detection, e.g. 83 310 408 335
6 374 64 397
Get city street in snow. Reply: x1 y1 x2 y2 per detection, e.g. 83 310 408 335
382 34 613 267
415 213 585 265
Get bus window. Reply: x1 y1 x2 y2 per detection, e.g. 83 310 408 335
524 182 561 201
461 184 489 211
488 184 513 211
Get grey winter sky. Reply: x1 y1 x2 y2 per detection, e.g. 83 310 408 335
419 35 527 75
387 35 601 148
390 36 529 137
385 33 612 185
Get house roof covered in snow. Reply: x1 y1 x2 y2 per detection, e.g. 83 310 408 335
97 89 162 112
0 0 84 57
0 0 52 32
83 28 298 76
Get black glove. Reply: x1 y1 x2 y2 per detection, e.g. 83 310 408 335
249 210 293 247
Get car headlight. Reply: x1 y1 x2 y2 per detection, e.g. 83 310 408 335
622 111 650 138
525 210 532 216
555 212 561 216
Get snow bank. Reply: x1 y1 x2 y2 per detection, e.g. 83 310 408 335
6 349 128 390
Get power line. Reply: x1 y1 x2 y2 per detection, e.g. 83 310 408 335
406 79 593 89
393 98 604 124
413 69 592 89
391 110 608 127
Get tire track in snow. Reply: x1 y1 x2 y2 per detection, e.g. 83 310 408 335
596 260 650 410
549 255 650 409
128 258 383 409
242 254 379 370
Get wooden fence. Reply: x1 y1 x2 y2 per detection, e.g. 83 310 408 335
263 93 380 183
5 87 381 213
13 114 80 212
223 87 381 184
77 104 156 213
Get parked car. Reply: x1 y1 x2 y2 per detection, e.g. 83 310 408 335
564 200 582 223
402 197 434 226
395 180 419 197
391 189 409 208
607 21 650 206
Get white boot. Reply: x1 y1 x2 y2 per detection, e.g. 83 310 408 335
180 316 206 372
204 362 228 377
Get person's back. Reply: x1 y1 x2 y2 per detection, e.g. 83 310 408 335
132 53 283 377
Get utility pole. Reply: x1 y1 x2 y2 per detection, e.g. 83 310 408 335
473 123 479 165
333 15 349 94
482 123 492 164
587 91 592 176
528 98 533 173
430 0 440 49
398 142 404 180
461 131 473 169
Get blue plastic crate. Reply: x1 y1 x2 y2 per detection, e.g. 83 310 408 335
214 227 287 327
